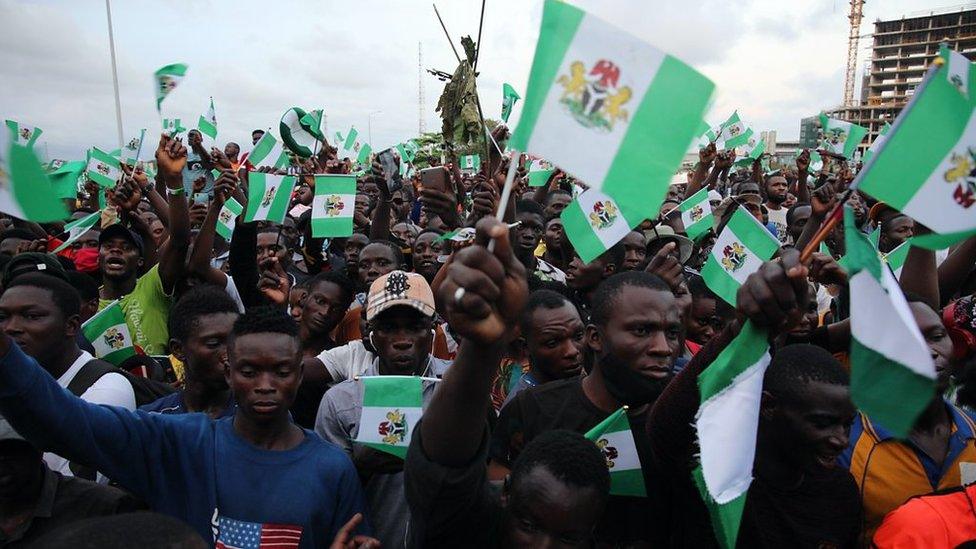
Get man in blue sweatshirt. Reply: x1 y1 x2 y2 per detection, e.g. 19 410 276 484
0 305 370 548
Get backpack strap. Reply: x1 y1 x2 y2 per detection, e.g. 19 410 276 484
65 360 118 397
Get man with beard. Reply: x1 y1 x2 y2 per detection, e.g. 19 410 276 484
489 271 681 546
760 174 789 245
412 229 450 283
646 249 861 548
839 294 976 545
514 200 565 284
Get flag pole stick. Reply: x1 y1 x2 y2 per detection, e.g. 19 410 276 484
104 0 124 149
432 4 463 64
487 153 520 252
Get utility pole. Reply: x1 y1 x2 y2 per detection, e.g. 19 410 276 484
418 42 426 135
105 0 124 148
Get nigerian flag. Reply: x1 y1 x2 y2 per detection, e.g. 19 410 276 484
0 131 67 221
845 207 935 437
511 0 714 220
300 109 324 141
86 147 121 188
502 82 521 123
882 239 911 279
862 122 891 165
311 175 356 237
244 173 296 224
280 107 321 157
693 320 772 549
154 63 188 111
357 143 372 165
248 131 290 169
678 187 713 240
122 129 146 166
341 127 359 153
698 123 721 149
49 160 86 200
54 211 100 253
734 132 766 167
527 158 555 187
5 120 42 148
83 301 136 365
198 97 217 141
584 407 645 497
718 111 752 149
216 197 243 241
162 118 185 137
459 154 480 172
701 208 779 306
354 376 424 459
818 114 867 159
562 189 638 264
858 46 976 250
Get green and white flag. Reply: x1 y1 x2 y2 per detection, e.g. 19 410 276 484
312 175 356 237
511 0 714 220
162 118 185 137
501 82 521 123
459 154 480 172
354 375 424 459
248 131 290 169
808 150 824 173
945 44 971 99
342 127 359 152
561 189 638 264
584 406 645 497
882 239 911 279
53 211 100 253
356 143 372 165
198 97 217 141
717 111 752 149
48 160 86 200
154 63 188 111
701 208 779 306
733 132 766 167
436 227 476 243
693 320 771 549
122 129 146 166
5 120 42 148
216 197 243 241
300 109 324 141
818 114 867 159
280 107 321 158
678 187 713 240
244 173 296 224
0 132 68 222
86 147 121 188
858 46 976 250
698 123 721 149
527 158 555 187
83 300 137 366
862 122 891 165
845 207 935 437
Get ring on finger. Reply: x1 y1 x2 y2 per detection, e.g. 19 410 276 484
454 286 466 308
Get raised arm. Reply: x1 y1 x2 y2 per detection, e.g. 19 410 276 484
794 149 811 205
156 135 190 294
685 143 716 199
938 235 976 305
421 217 528 466
187 171 237 287
368 162 392 241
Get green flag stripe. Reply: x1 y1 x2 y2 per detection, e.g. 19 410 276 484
603 55 714 218
850 337 936 436
8 144 67 221
314 175 357 194
509 0 585 152
700 259 741 306
698 321 770 402
912 228 976 250
609 468 646 497
858 63 971 209
311 217 353 237
102 347 137 366
726 211 779 258
361 442 408 459
561 200 608 263
693 466 747 549
362 376 423 407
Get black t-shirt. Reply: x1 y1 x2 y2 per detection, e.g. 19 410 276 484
490 378 655 545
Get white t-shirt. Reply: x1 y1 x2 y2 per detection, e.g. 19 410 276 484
316 340 377 383
224 275 246 313
766 205 789 245
45 351 136 478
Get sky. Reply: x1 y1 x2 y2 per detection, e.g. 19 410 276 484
0 0 962 161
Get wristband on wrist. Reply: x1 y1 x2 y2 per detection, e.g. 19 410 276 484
166 187 185 197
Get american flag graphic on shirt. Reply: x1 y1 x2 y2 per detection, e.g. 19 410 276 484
213 515 303 549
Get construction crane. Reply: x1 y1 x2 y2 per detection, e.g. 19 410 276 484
844 0 866 106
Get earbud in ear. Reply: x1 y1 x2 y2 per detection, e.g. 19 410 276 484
369 332 376 349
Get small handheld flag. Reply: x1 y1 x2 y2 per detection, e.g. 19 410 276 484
244 173 296 224
584 407 646 497
154 63 188 111
311 175 356 238
354 376 424 459
701 208 779 306
83 301 137 366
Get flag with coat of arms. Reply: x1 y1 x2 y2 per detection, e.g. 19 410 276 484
701 208 779 306
354 375 424 459
311 175 356 237
561 188 637 264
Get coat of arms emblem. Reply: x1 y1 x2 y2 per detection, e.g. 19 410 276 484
102 328 126 350
596 437 619 469
557 59 632 131
589 200 619 230
323 195 345 217
689 205 704 223
261 186 277 207
378 409 408 444
720 242 747 272
944 147 976 209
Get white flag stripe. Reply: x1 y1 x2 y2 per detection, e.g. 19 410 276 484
598 430 642 472
574 189 633 248
524 14 665 189
709 226 765 285
312 193 356 217
850 268 935 380
90 323 133 358
356 405 423 446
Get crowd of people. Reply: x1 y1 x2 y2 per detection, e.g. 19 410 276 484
0 124 974 549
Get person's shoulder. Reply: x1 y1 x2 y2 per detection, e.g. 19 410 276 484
302 430 359 468
874 489 961 546
520 377 582 401
55 470 137 507
139 391 184 414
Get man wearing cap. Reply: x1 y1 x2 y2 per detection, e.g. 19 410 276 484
315 270 450 548
97 136 190 356
0 417 142 547
644 226 693 268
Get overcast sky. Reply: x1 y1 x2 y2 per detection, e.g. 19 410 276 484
0 0 961 160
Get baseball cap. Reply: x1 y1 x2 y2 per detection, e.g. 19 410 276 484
366 270 436 322
99 224 145 256
643 225 693 264
2 252 69 287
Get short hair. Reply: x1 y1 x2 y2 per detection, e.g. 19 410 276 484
903 290 939 315
687 274 734 317
597 241 626 272
516 199 545 220
510 429 610 502
230 306 299 341
66 271 100 302
545 189 572 205
520 289 574 333
5 272 81 317
785 202 812 226
30 512 207 549
0 228 36 243
590 271 671 327
168 284 241 343
305 271 357 308
365 239 404 268
252 129 265 136
763 344 849 402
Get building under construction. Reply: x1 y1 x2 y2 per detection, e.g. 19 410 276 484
816 5 976 154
